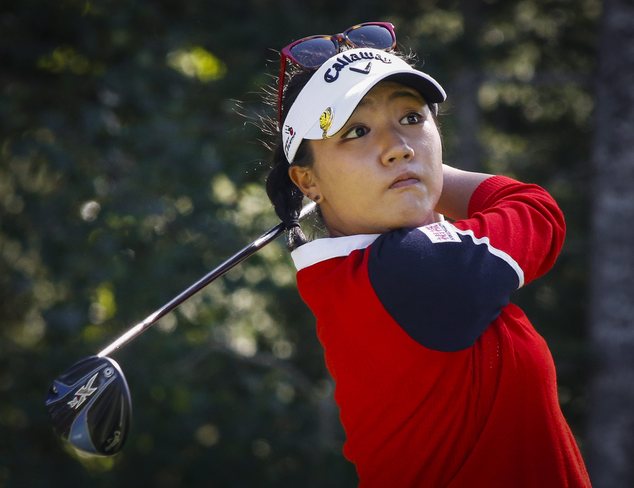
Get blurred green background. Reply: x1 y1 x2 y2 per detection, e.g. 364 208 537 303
0 0 625 486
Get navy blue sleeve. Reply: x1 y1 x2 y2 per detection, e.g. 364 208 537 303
368 224 520 352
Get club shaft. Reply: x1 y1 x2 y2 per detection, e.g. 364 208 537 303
97 202 316 358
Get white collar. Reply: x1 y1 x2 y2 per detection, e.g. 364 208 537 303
290 233 380 271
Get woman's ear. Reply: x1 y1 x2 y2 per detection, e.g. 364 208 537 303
288 165 321 201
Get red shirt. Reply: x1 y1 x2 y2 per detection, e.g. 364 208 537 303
291 176 591 487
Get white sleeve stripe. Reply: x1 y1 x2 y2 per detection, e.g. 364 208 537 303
291 233 380 271
452 226 525 288
290 224 526 288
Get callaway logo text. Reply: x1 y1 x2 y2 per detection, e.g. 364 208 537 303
349 62 372 75
324 51 392 83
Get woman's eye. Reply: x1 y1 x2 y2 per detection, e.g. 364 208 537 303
401 112 423 125
342 126 369 139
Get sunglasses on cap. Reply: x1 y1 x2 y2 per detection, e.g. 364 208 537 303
277 22 397 124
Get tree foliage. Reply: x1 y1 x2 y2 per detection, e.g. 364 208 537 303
0 1 609 486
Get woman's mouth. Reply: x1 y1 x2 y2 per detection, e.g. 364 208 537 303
390 173 420 189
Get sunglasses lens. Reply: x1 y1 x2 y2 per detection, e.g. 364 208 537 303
347 25 394 49
290 38 338 69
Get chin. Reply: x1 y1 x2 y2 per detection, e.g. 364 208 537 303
396 208 436 229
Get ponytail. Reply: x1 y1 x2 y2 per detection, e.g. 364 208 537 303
264 70 316 251
266 144 309 251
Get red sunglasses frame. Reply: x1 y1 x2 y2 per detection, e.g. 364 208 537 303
277 22 397 125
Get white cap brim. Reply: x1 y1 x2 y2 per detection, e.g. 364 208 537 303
281 48 446 163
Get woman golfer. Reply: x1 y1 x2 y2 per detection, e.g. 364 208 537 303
265 22 591 487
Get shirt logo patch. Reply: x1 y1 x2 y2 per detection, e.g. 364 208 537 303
420 222 461 243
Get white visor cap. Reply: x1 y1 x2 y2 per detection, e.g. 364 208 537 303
281 48 446 163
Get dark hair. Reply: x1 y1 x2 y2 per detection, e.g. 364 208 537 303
264 51 440 251
265 70 315 251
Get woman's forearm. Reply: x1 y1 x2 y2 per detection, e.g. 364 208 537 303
435 165 492 221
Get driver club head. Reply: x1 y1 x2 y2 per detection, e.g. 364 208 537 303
45 355 131 456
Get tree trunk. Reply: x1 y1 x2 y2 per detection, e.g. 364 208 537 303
587 1 634 487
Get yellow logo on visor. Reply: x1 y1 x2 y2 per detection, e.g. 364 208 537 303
319 108 333 139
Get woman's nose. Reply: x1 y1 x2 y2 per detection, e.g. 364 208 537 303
380 129 415 166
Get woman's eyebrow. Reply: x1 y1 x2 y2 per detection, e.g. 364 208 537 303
389 89 426 104
358 89 425 107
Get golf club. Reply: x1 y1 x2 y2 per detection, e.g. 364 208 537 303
45 202 316 456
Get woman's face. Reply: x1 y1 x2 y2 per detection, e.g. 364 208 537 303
289 81 443 236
